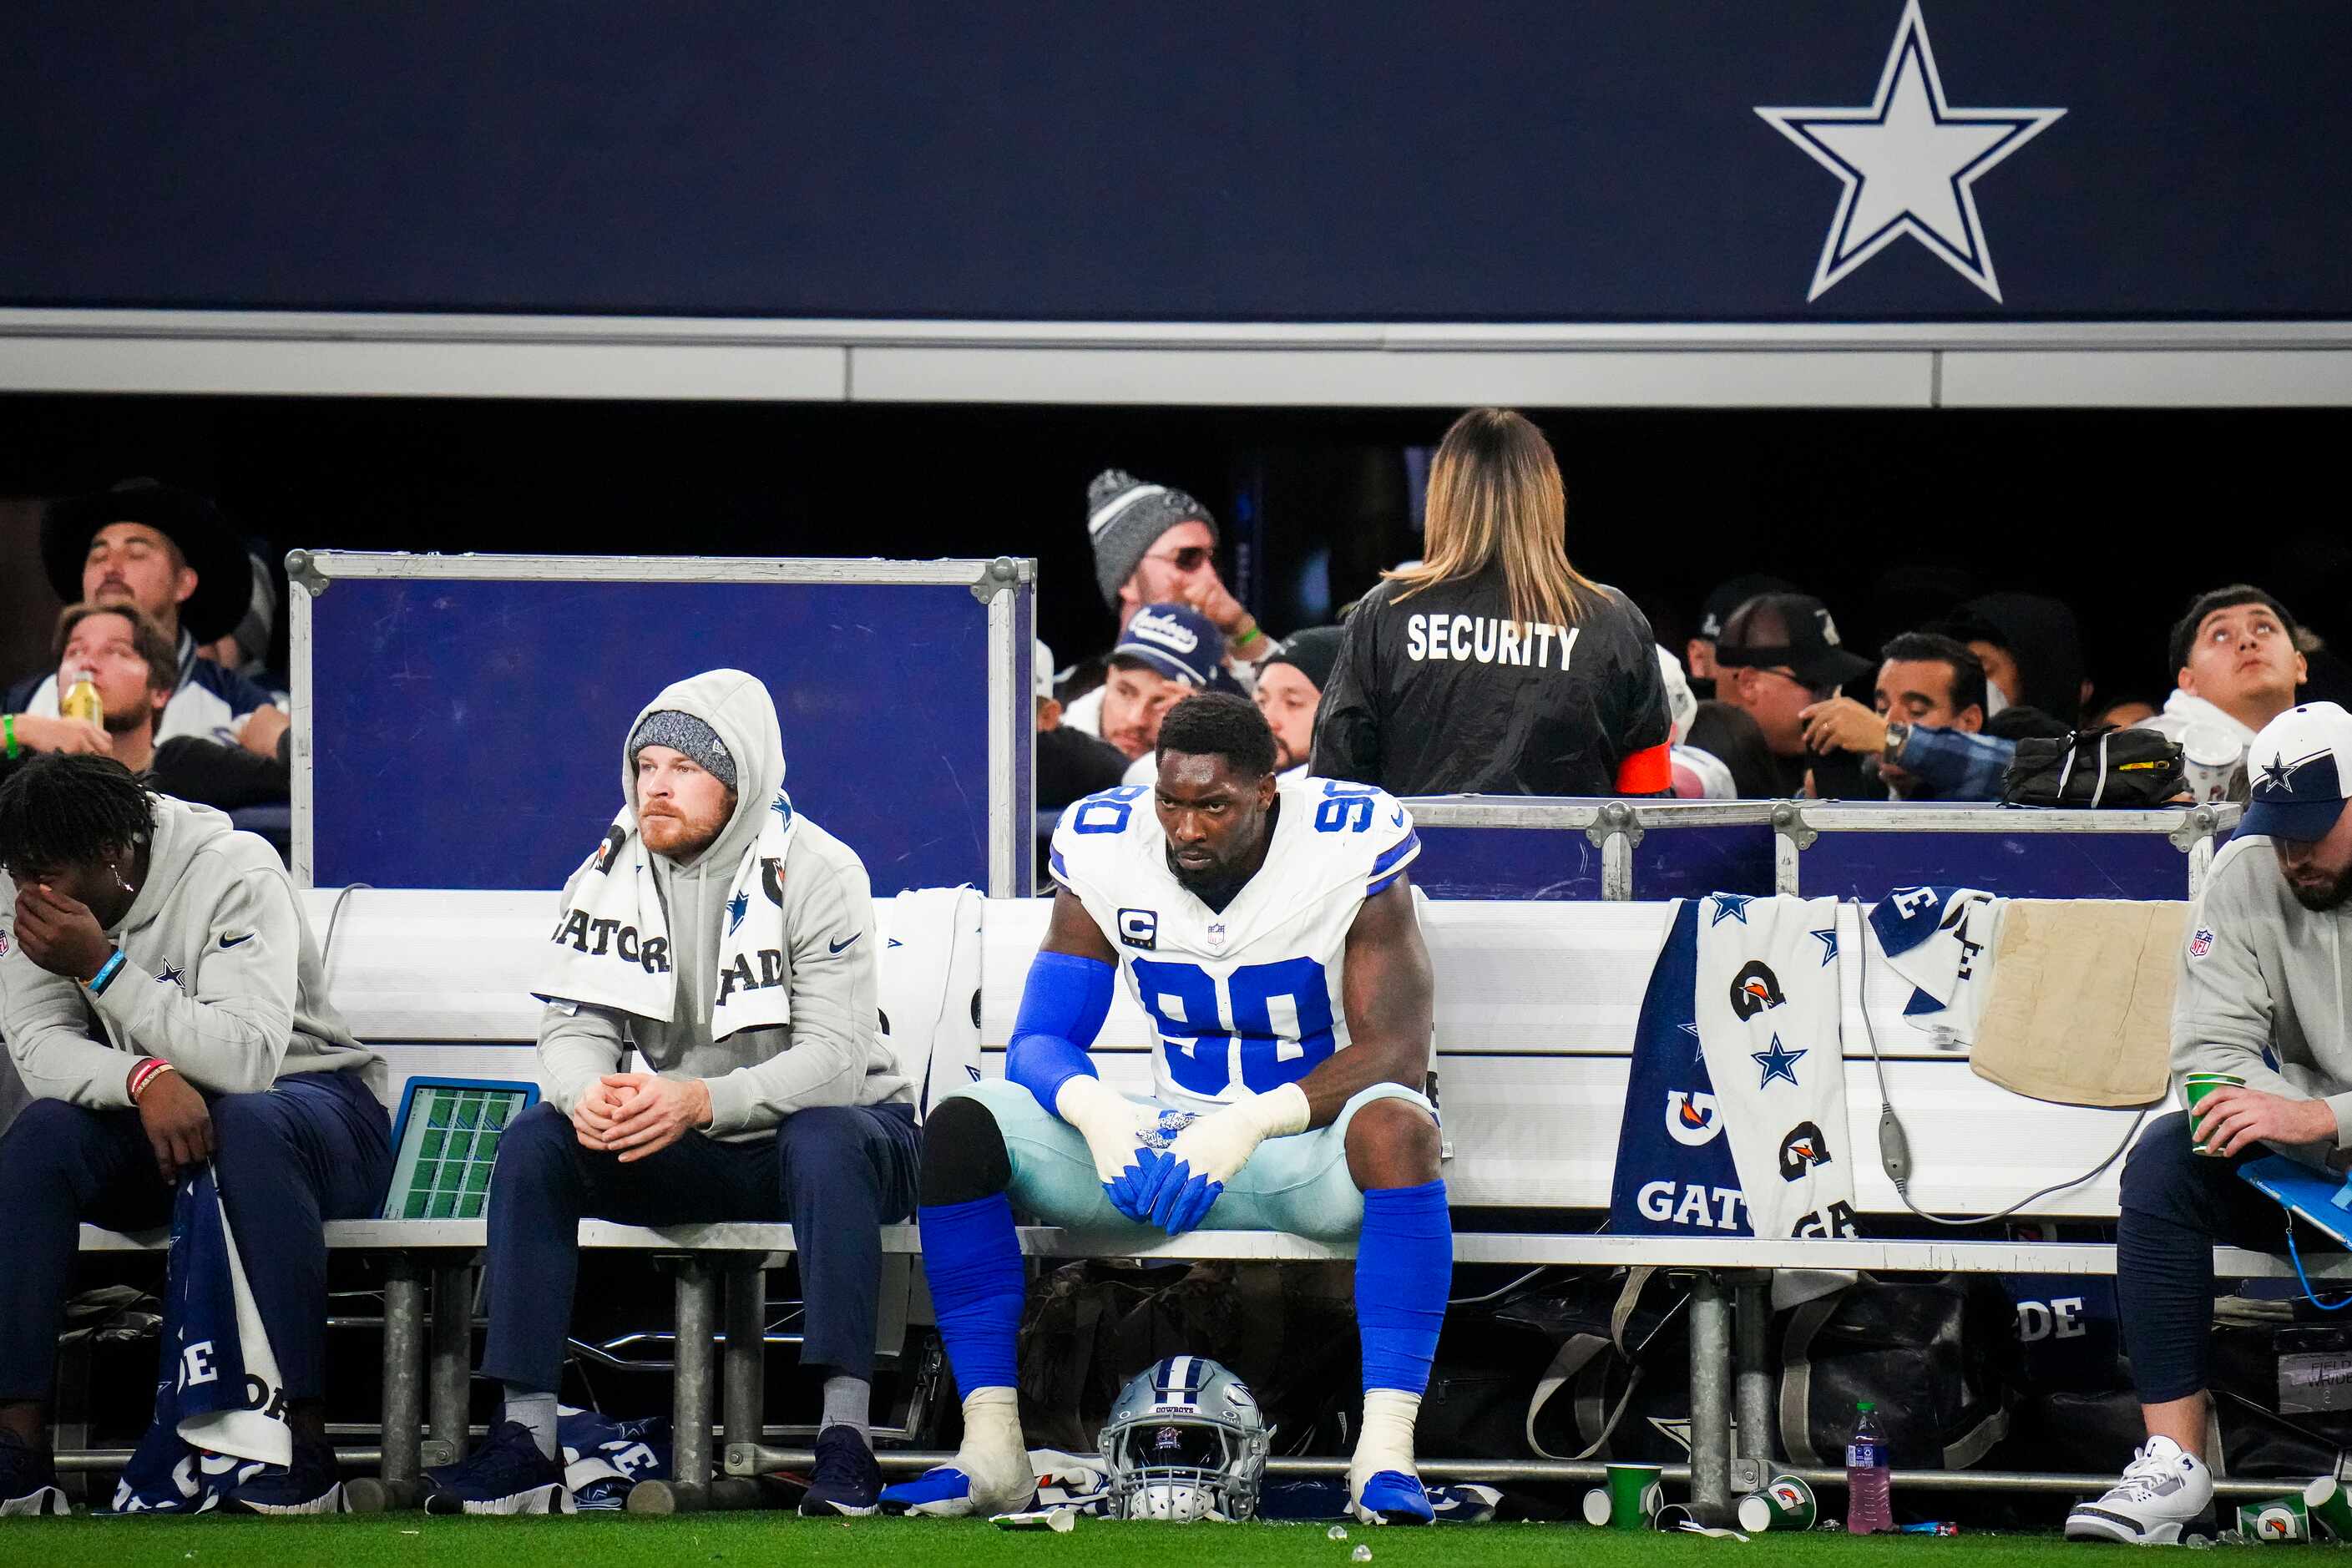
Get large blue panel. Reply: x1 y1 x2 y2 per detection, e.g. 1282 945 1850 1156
310 579 990 896
1799 830 2191 901
3 4 2346 321
1414 823 1777 900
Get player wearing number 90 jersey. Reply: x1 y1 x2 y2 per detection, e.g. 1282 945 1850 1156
1048 772 1419 1113
883 693 1452 1530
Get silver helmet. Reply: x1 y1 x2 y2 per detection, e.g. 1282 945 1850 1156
1098 1355 1271 1522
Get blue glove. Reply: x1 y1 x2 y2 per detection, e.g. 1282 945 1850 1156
1137 1156 1224 1237
1103 1147 1166 1223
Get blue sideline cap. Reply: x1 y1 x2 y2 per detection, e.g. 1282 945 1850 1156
2242 702 2352 843
1111 603 1225 688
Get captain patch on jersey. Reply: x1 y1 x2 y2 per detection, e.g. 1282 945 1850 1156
1049 775 1419 1114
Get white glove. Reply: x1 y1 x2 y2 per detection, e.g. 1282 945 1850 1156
1054 1075 1156 1186
1165 1082 1311 1187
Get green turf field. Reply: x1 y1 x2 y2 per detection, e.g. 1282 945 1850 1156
0 1516 2120 1568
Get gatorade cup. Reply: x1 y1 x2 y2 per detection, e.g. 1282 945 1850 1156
1606 1463 1663 1530
2304 1476 2352 1541
2185 1072 2246 1157
2239 1495 2312 1541
1736 1474 1819 1532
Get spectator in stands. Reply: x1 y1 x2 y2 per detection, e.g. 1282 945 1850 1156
2068 702 2352 1544
421 670 918 1519
1710 593 1872 797
1313 408 1672 797
49 604 290 812
1101 605 1227 784
1797 632 2016 802
1679 701 1779 799
197 551 282 688
1034 640 1126 812
2093 695 2162 731
2140 585 2307 756
3 481 285 756
1684 574 1795 697
1935 591 2089 723
1062 470 1274 737
0 755 387 1515
1256 625 1343 777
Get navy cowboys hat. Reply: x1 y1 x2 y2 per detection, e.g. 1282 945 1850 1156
1110 603 1225 688
2241 702 2352 843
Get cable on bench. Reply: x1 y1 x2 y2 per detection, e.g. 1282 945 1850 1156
1848 898 2149 1227
321 881 373 974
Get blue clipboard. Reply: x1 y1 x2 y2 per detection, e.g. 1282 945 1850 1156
2239 1155 2352 1247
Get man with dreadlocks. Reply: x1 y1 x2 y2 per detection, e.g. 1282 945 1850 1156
0 755 387 1515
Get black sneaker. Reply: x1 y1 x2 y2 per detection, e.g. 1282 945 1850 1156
420 1420 571 1515
224 1437 346 1515
798 1425 882 1517
0 1430 68 1517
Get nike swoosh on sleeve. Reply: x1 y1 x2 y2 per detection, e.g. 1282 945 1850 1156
827 932 862 954
219 933 255 949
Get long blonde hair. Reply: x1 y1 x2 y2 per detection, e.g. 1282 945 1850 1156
1387 407 1597 627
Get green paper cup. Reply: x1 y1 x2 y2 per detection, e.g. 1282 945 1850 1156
2240 1495 2311 1541
1737 1474 1819 1532
1606 1463 1663 1530
2185 1072 2246 1157
2304 1477 2352 1540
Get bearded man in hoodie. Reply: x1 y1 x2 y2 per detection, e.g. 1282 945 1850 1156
0 755 390 1515
421 670 919 1519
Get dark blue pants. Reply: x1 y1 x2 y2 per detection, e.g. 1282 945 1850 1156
478 1100 922 1391
2117 1110 2298 1404
0 1070 392 1404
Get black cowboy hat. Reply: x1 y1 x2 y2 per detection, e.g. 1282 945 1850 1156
41 479 251 644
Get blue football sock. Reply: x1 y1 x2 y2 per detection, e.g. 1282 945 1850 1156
918 1194 1025 1395
1356 1179 1451 1394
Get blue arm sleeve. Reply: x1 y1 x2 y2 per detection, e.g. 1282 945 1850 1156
1004 950 1116 1116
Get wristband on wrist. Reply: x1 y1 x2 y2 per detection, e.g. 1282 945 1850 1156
4 713 16 758
1232 622 1263 650
127 1056 176 1101
88 948 127 995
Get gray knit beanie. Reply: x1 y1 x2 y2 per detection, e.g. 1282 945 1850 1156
629 710 737 792
1087 468 1216 609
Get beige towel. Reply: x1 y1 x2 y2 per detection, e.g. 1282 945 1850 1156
1969 899 2188 1107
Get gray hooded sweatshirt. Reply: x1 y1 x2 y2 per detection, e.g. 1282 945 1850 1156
537 670 908 1139
1 795 382 1106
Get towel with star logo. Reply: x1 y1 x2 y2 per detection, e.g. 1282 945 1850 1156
534 669 800 1042
1610 894 1857 1242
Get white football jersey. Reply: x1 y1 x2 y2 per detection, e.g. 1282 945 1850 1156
1049 774 1420 1113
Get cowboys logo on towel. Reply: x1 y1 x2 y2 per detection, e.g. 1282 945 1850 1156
1868 885 1999 1050
109 1168 292 1514
1611 895 1857 1241
554 1407 671 1510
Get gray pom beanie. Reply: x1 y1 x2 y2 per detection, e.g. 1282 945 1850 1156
1087 468 1216 609
628 709 738 792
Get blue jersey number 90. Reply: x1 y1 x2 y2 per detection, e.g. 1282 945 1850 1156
1072 783 1149 835
1129 955 1335 1096
1315 780 1378 834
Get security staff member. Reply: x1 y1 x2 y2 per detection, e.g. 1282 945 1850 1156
1311 408 1672 797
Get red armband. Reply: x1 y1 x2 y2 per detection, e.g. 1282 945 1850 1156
1613 742 1673 795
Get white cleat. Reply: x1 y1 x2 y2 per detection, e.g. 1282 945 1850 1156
0 1485 70 1517
2066 1436 2213 1545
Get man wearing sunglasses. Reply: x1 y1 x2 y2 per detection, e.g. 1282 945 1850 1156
1711 593 1874 798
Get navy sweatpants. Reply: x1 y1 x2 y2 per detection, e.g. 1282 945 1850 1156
0 1069 392 1404
2117 1109 2304 1404
478 1100 921 1391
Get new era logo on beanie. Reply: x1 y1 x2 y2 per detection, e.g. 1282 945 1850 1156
628 709 737 792
1087 468 1217 609
1113 604 1224 687
2242 702 2352 843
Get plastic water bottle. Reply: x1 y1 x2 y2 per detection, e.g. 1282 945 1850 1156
1845 1400 1893 1535
60 667 103 726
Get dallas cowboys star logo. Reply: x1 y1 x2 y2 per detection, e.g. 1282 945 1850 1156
1809 928 1840 965
1753 1034 1807 1089
156 963 186 988
1709 893 1755 927
726 891 749 934
2261 754 2294 792
771 791 793 823
1757 1 2063 302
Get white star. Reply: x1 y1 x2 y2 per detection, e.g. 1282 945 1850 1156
1757 1 2063 302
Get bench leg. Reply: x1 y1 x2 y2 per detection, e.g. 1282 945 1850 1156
348 1255 427 1511
1687 1272 1733 1525
630 1257 719 1513
425 1258 473 1469
1732 1276 1774 1495
710 1259 765 1510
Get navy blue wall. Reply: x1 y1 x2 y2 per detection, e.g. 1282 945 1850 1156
5 3 2344 321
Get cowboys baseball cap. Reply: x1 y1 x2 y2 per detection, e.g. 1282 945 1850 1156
1712 593 1872 690
2241 702 2352 843
1110 603 1225 688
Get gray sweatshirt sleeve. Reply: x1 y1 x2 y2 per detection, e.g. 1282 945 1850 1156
87 869 296 1095
701 845 879 1136
536 1001 627 1115
2170 852 2352 1147
2 945 134 1109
